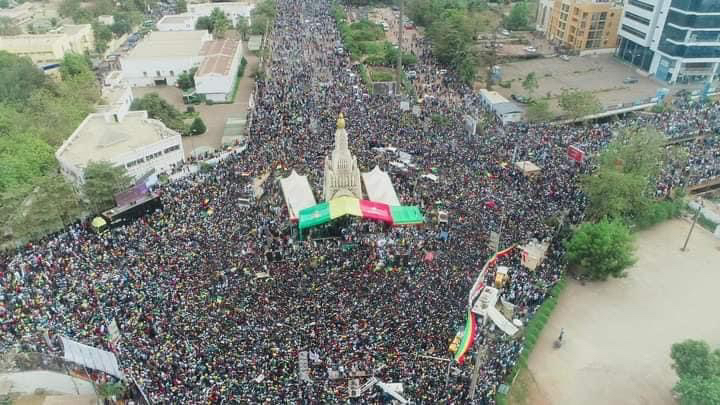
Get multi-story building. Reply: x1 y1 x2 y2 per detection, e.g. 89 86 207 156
536 0 556 33
617 0 720 84
547 0 623 51
0 24 94 64
56 110 185 187
187 2 254 26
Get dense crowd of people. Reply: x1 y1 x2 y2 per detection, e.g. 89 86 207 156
2 0 720 403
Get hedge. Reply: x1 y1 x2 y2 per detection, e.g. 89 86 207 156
496 277 567 405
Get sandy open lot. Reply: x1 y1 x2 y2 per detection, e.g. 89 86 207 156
525 219 720 405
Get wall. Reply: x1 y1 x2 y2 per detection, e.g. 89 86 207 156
121 57 201 86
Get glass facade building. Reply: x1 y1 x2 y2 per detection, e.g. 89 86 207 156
616 0 720 83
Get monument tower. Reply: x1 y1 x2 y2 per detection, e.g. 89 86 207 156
323 113 362 201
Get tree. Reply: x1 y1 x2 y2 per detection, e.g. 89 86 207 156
59 53 93 81
558 89 602 120
522 72 538 98
82 161 133 212
0 133 56 192
565 220 636 281
236 15 249 40
670 340 720 405
581 128 678 222
196 16 212 31
110 17 132 36
673 376 720 405
0 16 21 35
93 22 113 53
0 51 50 105
505 2 529 30
526 99 553 122
97 382 127 403
176 0 187 13
671 340 720 380
176 67 197 91
131 93 187 135
0 0 9 9
190 117 207 135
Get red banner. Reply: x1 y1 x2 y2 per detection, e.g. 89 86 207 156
567 145 585 162
359 200 393 223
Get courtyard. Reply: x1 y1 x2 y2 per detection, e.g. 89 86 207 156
518 219 720 405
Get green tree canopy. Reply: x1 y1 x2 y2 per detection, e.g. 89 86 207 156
0 51 50 105
581 128 683 223
0 133 56 192
0 16 21 35
190 117 207 135
176 0 187 13
505 2 529 30
131 93 187 135
522 72 538 97
93 22 113 53
236 15 249 40
526 99 553 123
671 340 720 380
82 161 133 212
670 339 720 405
176 67 197 91
565 220 636 281
59 53 93 81
558 89 602 120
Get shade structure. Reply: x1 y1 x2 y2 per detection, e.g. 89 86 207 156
280 170 317 221
298 198 419 230
390 205 424 225
329 196 362 219
298 202 331 230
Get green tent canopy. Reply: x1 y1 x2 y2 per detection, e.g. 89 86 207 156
391 205 424 225
298 202 331 230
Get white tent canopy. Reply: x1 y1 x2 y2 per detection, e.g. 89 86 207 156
515 160 541 176
61 336 123 379
362 166 401 206
280 170 317 220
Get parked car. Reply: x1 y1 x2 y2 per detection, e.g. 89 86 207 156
407 70 417 80
559 54 570 61
623 77 639 84
438 69 447 75
501 29 510 36
524 46 537 53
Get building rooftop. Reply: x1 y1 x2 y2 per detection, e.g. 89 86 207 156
57 111 179 167
197 39 240 76
157 14 196 25
188 2 254 13
0 2 35 19
480 89 510 105
125 30 208 59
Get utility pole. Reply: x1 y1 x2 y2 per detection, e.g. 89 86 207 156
396 0 404 96
681 200 703 252
468 344 486 400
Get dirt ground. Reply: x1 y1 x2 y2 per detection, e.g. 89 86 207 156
132 44 258 158
525 219 720 405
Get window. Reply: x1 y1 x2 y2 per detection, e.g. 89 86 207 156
622 24 647 39
164 145 181 154
628 0 654 12
156 71 161 77
143 71 147 77
624 11 650 25
170 70 175 76
145 151 162 161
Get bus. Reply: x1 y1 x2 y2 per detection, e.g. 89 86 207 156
92 193 163 232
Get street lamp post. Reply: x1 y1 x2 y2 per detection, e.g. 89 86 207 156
681 200 703 252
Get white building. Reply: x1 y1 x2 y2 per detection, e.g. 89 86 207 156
324 113 363 201
194 39 242 102
478 89 523 125
120 30 211 87
187 2 254 26
56 110 184 186
536 0 554 33
156 14 198 31
616 0 720 84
